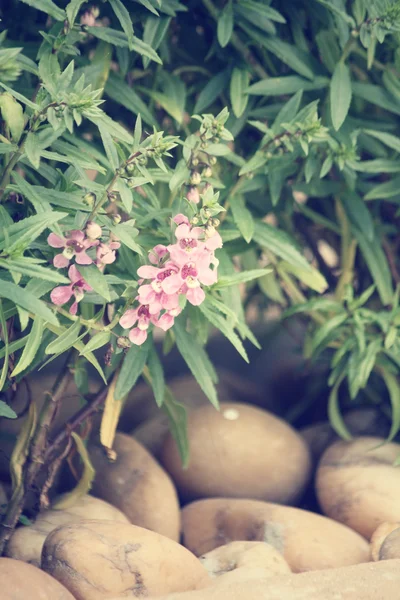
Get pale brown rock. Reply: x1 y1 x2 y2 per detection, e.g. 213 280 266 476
89 433 180 540
42 519 209 600
0 557 75 600
199 541 291 584
161 403 311 504
132 559 400 600
370 521 400 561
378 527 400 560
6 494 129 566
316 436 400 539
181 498 369 572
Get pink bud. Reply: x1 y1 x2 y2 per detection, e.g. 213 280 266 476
186 187 200 204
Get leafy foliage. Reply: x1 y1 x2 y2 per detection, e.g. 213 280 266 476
1 0 400 469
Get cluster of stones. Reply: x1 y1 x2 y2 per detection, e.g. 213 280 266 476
2 380 400 599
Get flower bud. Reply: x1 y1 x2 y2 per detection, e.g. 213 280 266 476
212 218 220 227
203 166 212 178
190 216 199 225
210 156 217 165
83 192 96 206
190 171 201 186
192 157 199 167
117 336 131 349
126 162 135 174
112 214 122 224
205 225 216 238
186 187 200 204
85 221 102 239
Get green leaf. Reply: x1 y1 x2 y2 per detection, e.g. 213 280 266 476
143 89 183 124
19 0 65 20
215 268 271 289
309 313 348 357
0 258 69 284
328 374 352 440
253 221 313 271
86 27 162 63
0 300 8 392
109 0 135 50
110 223 141 254
78 265 111 303
162 386 189 468
363 130 400 153
247 75 328 96
230 195 254 243
352 82 400 116
194 69 230 114
174 319 219 408
364 176 400 200
349 159 400 173
169 159 190 192
380 368 400 443
0 400 17 419
11 317 44 377
230 68 250 118
45 320 82 355
116 179 133 214
80 331 111 355
279 262 328 293
115 337 151 400
217 0 234 48
330 62 352 131
66 0 87 25
273 90 303 132
0 211 67 253
199 301 248 362
147 346 165 407
0 82 39 110
24 132 42 169
341 192 374 242
106 75 156 126
0 93 24 143
354 229 393 306
315 0 355 27
98 124 119 171
143 16 171 68
0 279 59 326
237 0 285 23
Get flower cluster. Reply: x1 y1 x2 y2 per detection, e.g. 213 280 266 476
49 221 120 314
119 214 222 346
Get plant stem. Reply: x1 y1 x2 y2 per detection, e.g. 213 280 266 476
44 386 108 465
0 354 74 555
201 0 269 80
0 148 23 202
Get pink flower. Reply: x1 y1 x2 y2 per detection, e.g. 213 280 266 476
186 187 200 204
162 249 217 306
137 262 180 314
96 240 121 266
156 306 182 331
119 304 158 346
50 265 92 315
48 231 98 268
149 244 168 265
172 214 190 226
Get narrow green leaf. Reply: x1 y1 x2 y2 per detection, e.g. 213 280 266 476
194 69 230 114
115 337 151 400
174 319 218 408
364 176 400 200
352 82 400 116
247 75 328 96
11 317 44 377
381 368 400 443
354 230 393 306
230 195 254 243
215 268 271 289
0 93 24 143
0 300 8 392
363 130 400 153
237 0 286 23
24 132 42 169
162 386 189 468
109 0 135 50
0 210 67 252
0 400 17 419
45 320 82 355
341 192 374 242
199 301 248 362
0 279 58 325
147 346 165 407
106 75 157 126
19 0 65 21
253 221 313 271
66 0 86 25
217 0 234 48
0 82 39 110
230 68 250 118
328 374 352 440
80 330 111 355
279 262 328 293
0 258 69 284
78 265 111 303
330 62 352 131
98 124 119 171
110 223 141 254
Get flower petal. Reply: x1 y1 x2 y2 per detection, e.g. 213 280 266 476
161 274 182 294
129 327 148 346
68 264 82 283
75 252 93 265
69 301 78 315
50 285 73 306
156 313 174 331
53 254 70 269
173 213 189 226
137 265 160 279
186 286 205 306
47 233 65 248
120 308 138 329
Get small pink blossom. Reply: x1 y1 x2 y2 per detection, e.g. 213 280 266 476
119 304 159 346
149 244 168 265
186 187 200 204
96 240 121 266
50 265 92 315
172 214 190 226
48 231 98 268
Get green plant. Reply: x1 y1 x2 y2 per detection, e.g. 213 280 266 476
2 0 400 553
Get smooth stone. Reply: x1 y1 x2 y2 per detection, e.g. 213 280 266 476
378 527 400 560
42 519 209 600
6 494 129 566
89 432 180 540
370 522 400 561
161 403 311 504
200 541 291 583
135 560 400 600
316 436 400 539
181 498 369 572
0 557 75 600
